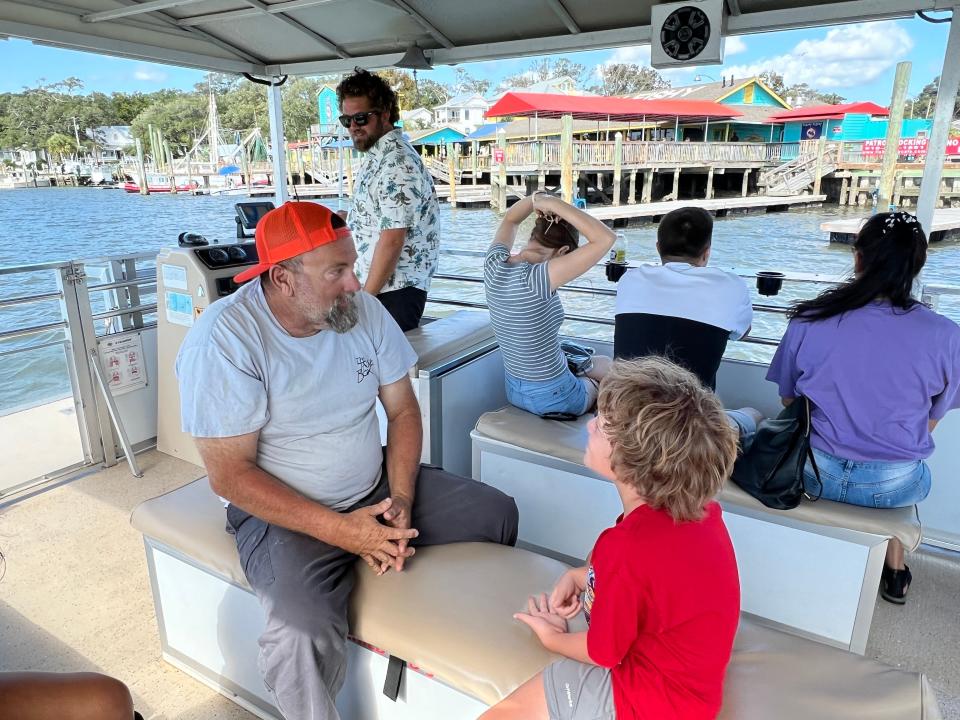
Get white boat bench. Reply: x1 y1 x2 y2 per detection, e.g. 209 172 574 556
130 478 940 720
470 406 922 654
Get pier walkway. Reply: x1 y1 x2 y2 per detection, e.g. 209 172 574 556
822 208 960 243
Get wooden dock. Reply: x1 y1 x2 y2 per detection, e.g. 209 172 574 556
821 208 960 243
587 194 827 226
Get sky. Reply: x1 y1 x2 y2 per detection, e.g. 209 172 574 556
0 15 951 103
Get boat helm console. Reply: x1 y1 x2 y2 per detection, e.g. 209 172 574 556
235 200 275 239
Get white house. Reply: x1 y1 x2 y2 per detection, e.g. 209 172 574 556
86 126 134 160
432 94 490 134
401 107 435 129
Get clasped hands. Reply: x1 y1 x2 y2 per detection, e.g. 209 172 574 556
340 496 417 576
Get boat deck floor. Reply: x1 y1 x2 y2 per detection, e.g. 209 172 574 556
1 449 958 719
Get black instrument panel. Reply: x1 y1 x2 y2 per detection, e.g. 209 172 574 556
194 242 259 270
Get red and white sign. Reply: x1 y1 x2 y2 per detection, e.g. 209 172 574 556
493 148 505 164
861 137 960 158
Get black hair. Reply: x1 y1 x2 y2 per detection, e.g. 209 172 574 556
789 211 927 321
336 68 400 124
657 207 713 259
330 212 347 229
531 213 579 253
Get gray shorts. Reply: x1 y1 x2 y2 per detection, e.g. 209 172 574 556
544 658 616 720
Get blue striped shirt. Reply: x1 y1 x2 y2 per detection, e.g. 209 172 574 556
483 244 567 381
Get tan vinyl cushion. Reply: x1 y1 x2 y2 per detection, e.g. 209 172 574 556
131 479 936 717
473 406 922 550
131 477 248 587
406 310 494 373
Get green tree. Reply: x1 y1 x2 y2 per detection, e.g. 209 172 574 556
416 79 448 109
130 93 206 155
453 69 490 97
906 76 960 120
759 71 786 96
46 132 77 162
590 64 669 96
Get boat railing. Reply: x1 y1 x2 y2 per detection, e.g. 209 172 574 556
0 253 159 496
430 248 867 349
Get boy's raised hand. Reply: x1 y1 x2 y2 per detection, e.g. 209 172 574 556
550 567 586 619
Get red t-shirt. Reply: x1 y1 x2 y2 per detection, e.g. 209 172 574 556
585 501 740 720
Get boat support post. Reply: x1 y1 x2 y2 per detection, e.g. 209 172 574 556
266 77 290 204
917 7 960 235
89 349 143 479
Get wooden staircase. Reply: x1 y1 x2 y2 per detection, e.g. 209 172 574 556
759 144 838 196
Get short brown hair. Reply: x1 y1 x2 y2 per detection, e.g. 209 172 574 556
336 68 400 124
531 213 578 253
597 358 738 522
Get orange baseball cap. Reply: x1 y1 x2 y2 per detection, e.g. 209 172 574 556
234 201 351 283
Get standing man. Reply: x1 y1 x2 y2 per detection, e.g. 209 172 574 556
337 68 441 331
176 202 518 720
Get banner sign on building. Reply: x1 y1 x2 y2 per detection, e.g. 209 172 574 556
801 122 823 140
861 137 960 158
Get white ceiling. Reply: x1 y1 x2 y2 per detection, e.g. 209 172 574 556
0 0 955 77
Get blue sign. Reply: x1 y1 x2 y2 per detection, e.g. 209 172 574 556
801 122 823 140
317 86 339 135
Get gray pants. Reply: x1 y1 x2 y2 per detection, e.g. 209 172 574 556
226 464 519 720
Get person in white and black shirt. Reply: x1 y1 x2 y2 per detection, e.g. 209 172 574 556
614 207 752 391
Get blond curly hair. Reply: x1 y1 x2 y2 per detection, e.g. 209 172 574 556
597 357 738 522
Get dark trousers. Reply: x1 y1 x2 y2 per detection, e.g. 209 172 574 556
376 286 427 332
226 465 519 720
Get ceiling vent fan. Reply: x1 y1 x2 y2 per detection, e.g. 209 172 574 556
651 0 726 69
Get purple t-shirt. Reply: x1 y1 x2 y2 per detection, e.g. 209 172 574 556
767 301 960 461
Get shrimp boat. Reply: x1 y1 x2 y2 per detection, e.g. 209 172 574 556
1 2 959 719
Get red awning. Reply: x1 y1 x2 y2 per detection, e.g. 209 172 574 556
767 102 889 123
485 92 742 123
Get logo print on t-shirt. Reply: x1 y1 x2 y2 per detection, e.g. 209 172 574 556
583 565 596 625
356 356 374 383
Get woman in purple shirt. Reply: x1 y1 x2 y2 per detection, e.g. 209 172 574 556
768 211 960 604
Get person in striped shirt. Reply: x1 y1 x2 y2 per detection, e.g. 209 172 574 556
484 192 614 417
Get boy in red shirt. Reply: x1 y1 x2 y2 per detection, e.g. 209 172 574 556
479 357 741 720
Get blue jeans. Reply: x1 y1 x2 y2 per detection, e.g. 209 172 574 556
504 370 596 417
803 448 932 508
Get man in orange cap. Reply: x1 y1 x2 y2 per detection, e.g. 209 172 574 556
175 201 518 720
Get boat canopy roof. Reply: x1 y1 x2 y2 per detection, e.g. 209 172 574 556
0 1 953 77
486 92 741 123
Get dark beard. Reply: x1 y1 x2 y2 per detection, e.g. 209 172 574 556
325 293 359 333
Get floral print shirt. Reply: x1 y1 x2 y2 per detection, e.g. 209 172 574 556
349 129 441 293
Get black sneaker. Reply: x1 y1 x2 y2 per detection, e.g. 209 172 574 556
880 564 912 605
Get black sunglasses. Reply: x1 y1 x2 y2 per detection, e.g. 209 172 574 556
338 109 381 128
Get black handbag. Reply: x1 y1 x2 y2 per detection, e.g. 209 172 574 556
730 397 823 510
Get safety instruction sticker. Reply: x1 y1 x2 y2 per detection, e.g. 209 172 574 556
98 333 147 396
162 264 188 290
165 290 194 327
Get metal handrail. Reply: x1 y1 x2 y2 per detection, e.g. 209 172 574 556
0 291 63 309
87 274 157 293
0 321 68 343
426 294 782 347
0 337 68 359
91 303 158 323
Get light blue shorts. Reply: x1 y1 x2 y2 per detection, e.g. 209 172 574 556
803 448 932 508
504 370 598 418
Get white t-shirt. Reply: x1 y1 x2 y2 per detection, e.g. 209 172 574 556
614 262 753 339
176 279 417 510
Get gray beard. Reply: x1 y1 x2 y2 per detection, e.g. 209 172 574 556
325 293 359 333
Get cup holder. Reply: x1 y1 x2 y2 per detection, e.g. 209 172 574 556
756 271 785 297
